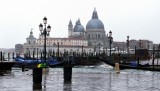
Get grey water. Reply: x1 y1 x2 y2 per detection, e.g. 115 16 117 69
1 64 160 91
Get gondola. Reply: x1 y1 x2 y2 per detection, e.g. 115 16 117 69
98 56 160 71
13 56 63 68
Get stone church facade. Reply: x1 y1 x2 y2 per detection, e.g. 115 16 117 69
68 8 109 51
22 8 109 54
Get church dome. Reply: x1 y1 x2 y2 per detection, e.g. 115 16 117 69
73 19 85 32
86 8 104 30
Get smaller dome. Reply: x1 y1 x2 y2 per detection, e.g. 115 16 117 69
73 19 85 32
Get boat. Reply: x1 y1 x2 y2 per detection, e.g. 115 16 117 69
98 56 160 71
98 56 137 69
13 56 63 68
47 57 64 67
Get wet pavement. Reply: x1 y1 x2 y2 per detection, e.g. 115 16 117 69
0 64 160 91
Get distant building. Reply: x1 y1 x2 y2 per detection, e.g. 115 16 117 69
15 44 23 54
129 39 153 50
112 41 126 51
113 39 154 54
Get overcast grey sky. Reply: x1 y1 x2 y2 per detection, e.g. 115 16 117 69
0 0 160 48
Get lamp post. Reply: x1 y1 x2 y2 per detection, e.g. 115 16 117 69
126 36 129 54
126 36 130 61
109 31 113 62
39 17 51 66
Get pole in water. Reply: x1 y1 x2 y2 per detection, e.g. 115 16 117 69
115 63 120 73
8 53 10 61
22 65 25 72
137 57 140 68
33 68 42 84
63 66 72 82
33 83 42 90
0 51 2 61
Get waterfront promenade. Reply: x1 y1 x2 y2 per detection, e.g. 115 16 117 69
1 65 160 91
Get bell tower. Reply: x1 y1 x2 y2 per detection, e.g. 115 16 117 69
68 20 73 37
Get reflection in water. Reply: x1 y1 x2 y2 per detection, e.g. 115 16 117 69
42 69 49 91
108 71 112 91
63 81 72 91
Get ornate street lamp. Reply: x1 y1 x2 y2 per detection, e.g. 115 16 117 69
109 31 113 62
39 17 51 67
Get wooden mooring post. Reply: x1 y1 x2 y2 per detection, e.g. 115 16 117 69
63 66 72 82
22 64 25 72
33 68 42 84
1 51 2 61
33 83 42 90
137 57 140 68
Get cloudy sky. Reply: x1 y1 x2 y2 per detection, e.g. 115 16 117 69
0 0 160 48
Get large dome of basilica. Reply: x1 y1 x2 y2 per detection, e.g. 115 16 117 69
86 9 104 30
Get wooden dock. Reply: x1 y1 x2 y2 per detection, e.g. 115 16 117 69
0 61 16 71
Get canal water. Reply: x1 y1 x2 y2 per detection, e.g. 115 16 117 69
1 64 160 91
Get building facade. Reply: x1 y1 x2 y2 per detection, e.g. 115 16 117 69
15 44 24 54
112 39 154 54
20 8 157 55
23 8 110 54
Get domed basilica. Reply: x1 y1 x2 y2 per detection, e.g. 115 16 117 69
23 8 109 54
68 8 109 51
